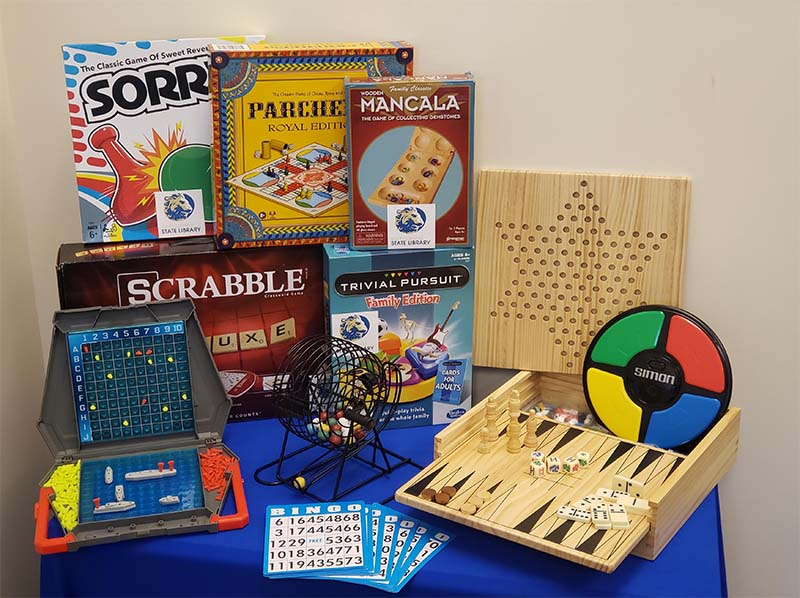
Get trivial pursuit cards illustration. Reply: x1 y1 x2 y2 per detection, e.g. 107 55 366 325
208 42 413 248
345 74 474 249
64 36 264 243
323 244 473 428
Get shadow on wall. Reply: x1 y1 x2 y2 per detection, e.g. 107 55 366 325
0 43 51 598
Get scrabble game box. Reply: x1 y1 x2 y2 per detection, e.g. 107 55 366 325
207 42 414 249
56 239 324 421
345 74 474 249
63 36 264 244
323 244 474 428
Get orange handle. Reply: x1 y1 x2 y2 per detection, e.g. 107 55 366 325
212 462 249 532
34 487 73 555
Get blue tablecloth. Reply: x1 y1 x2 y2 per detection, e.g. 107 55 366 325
41 419 727 596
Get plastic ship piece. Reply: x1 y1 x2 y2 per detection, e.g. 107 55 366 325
93 493 136 515
104 466 113 484
125 460 176 481
159 495 180 506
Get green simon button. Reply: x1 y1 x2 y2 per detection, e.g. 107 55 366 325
590 310 665 367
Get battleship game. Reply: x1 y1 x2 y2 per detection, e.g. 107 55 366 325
34 301 248 554
67 321 194 443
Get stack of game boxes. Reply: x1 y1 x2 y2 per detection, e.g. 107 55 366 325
59 36 475 428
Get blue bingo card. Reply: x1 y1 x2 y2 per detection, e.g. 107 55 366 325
263 501 370 577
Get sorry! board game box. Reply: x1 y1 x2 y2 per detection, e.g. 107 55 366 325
323 244 474 427
345 74 474 249
63 35 264 243
56 239 324 421
207 42 414 249
34 301 248 554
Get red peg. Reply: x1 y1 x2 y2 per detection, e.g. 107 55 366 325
158 462 164 472
168 460 175 471
93 497 100 508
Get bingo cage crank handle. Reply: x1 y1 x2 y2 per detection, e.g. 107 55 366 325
343 408 376 431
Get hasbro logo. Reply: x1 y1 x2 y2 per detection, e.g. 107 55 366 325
163 192 195 221
339 314 370 340
394 206 426 233
446 408 466 419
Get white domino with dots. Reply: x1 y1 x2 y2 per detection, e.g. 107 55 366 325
613 475 645 498
608 504 630 529
616 494 650 515
591 505 612 529
572 499 592 510
598 487 630 502
556 505 591 523
583 494 605 506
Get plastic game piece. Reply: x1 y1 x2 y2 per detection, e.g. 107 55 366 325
583 305 732 449
608 504 630 529
292 477 307 490
613 475 645 499
530 450 545 461
598 487 630 502
159 495 180 506
434 492 451 505
591 505 612 529
104 466 113 484
42 461 81 532
556 506 591 523
546 456 561 474
125 464 177 481
460 502 478 515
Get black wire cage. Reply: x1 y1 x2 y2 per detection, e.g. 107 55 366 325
254 335 422 502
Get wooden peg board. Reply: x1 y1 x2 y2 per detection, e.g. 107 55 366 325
474 170 690 374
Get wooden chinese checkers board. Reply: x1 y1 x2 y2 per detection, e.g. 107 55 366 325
474 170 690 374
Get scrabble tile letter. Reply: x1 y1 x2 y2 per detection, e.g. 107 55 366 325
239 329 268 351
270 317 296 345
212 333 239 354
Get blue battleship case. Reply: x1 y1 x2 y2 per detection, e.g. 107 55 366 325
35 300 249 554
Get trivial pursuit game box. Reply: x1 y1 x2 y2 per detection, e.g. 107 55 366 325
64 36 264 243
208 42 414 249
323 244 473 428
345 74 474 249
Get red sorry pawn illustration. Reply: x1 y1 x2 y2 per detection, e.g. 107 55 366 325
89 125 155 226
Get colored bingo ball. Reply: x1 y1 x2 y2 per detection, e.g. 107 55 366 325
583 305 732 449
159 144 214 220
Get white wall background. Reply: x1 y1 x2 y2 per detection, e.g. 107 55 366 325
1 0 798 595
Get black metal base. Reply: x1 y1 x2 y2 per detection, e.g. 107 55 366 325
253 429 423 502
